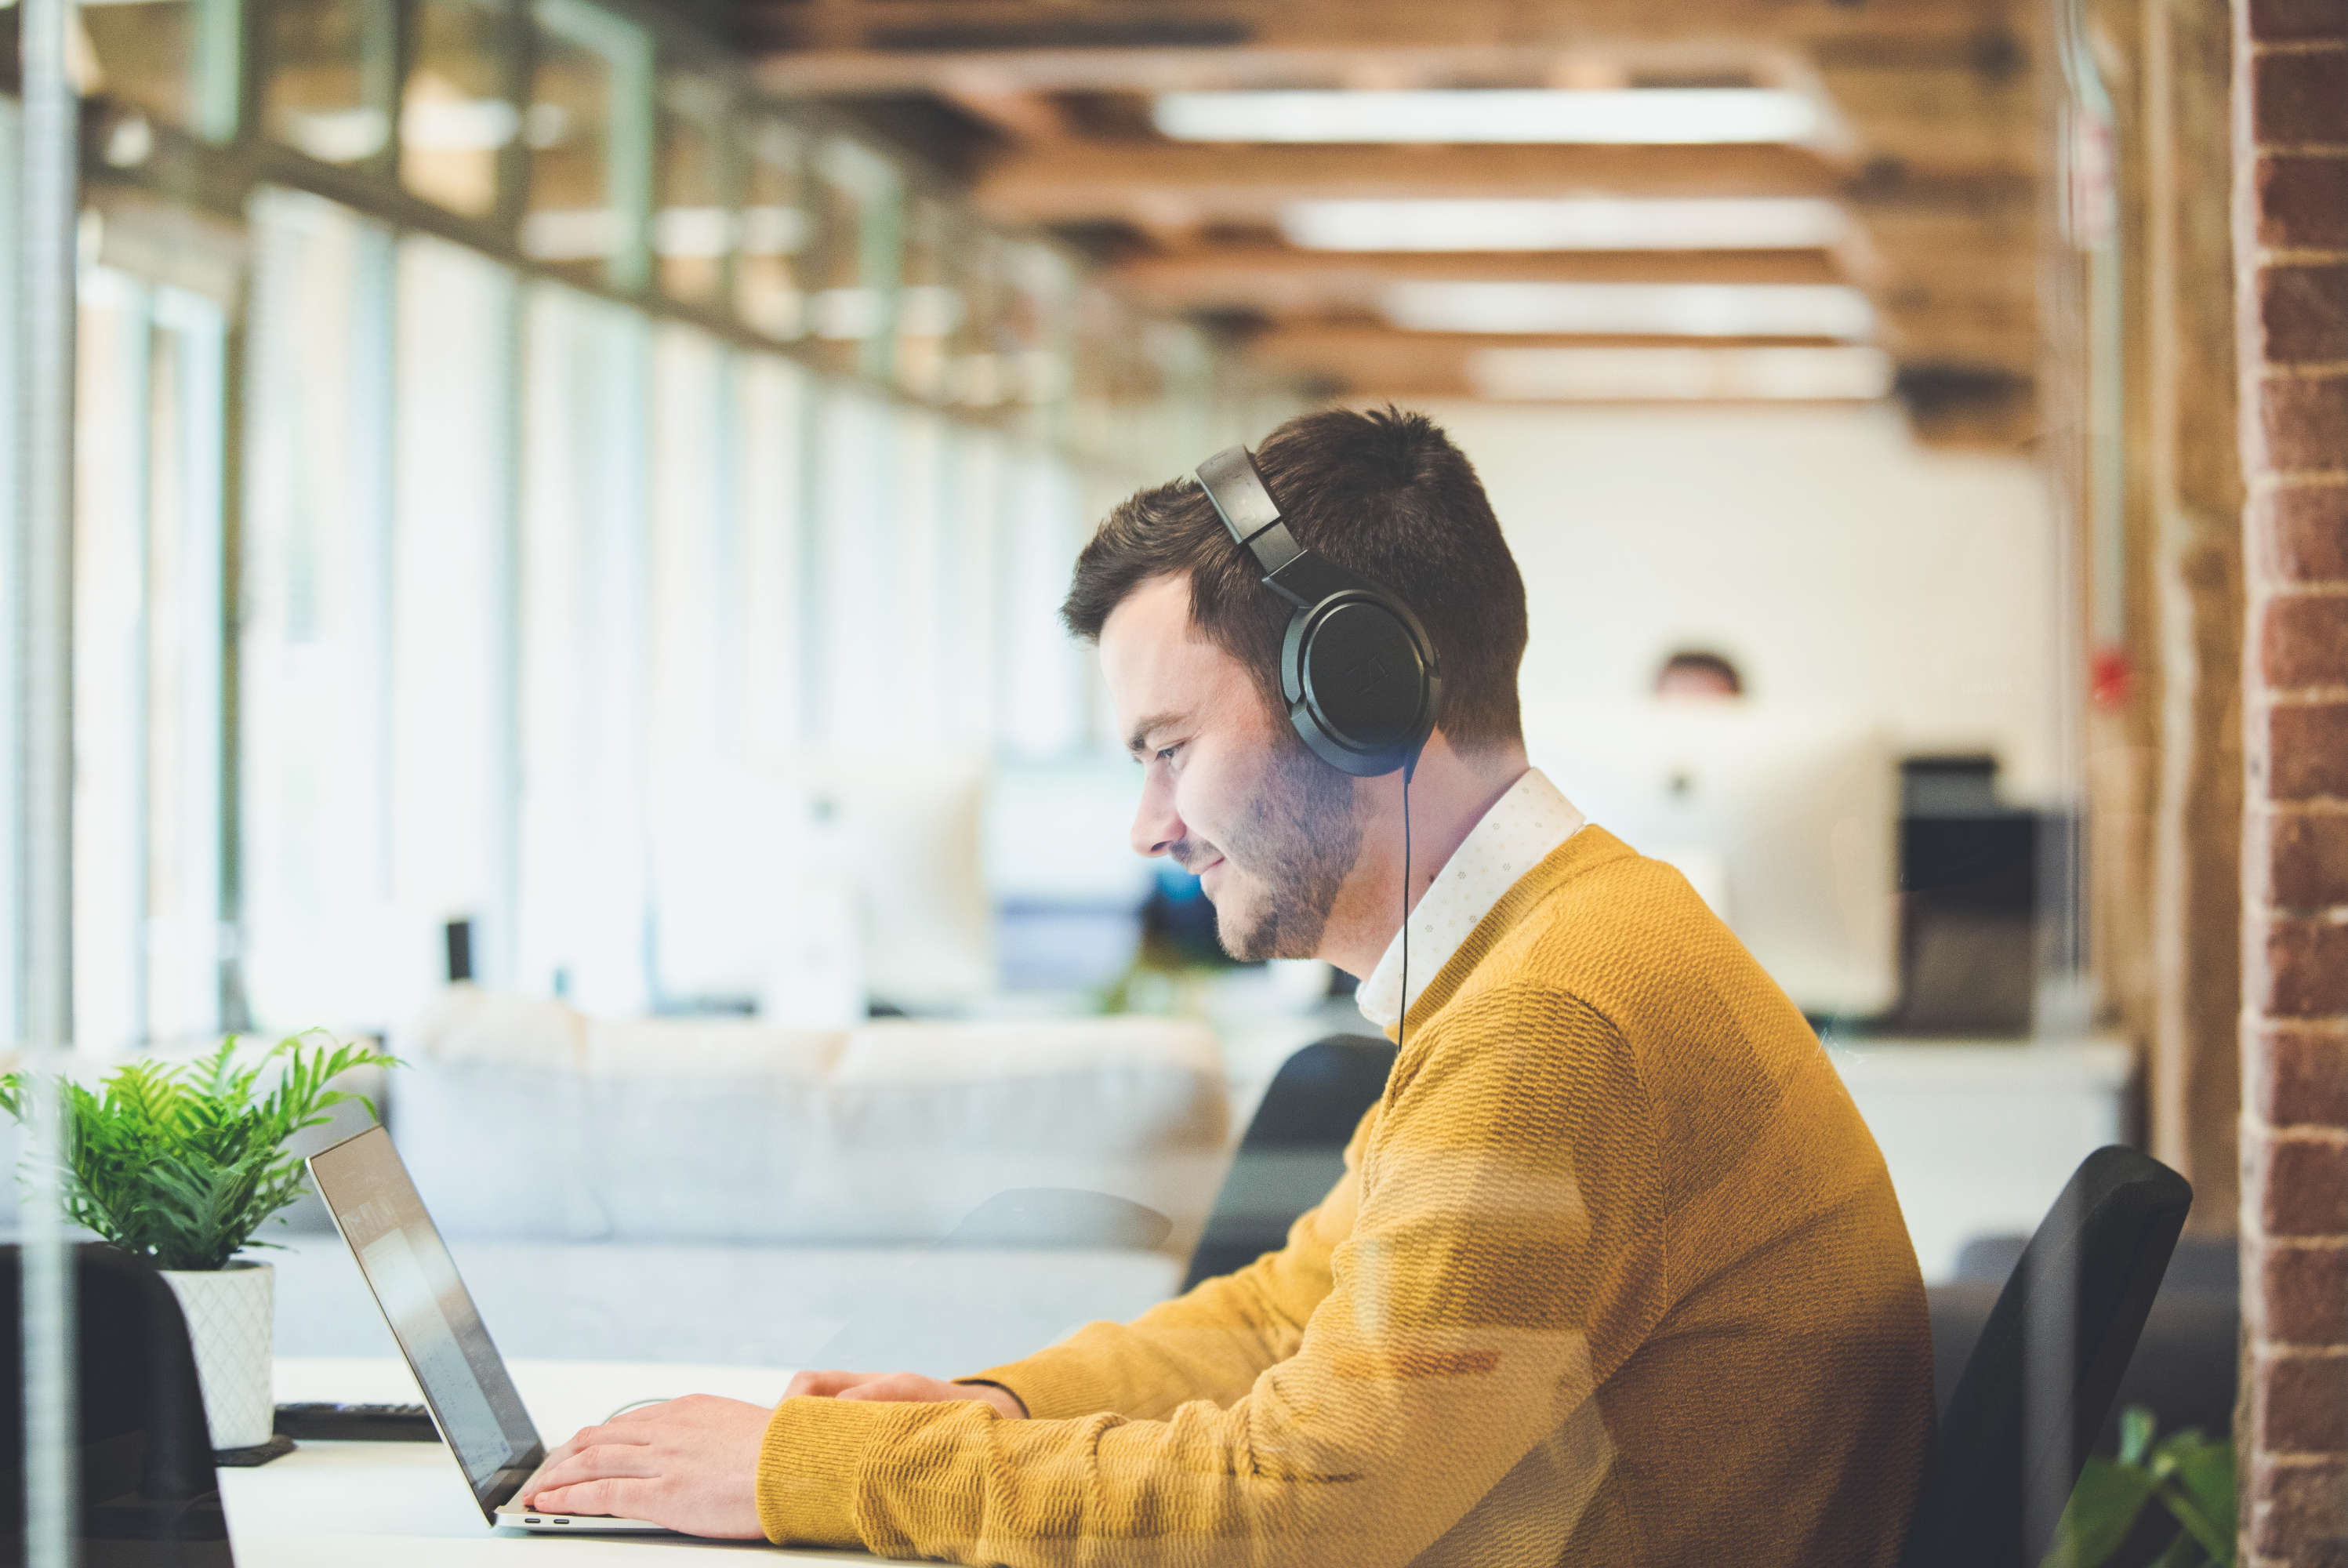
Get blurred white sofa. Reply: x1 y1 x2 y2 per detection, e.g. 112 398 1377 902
270 988 1233 1376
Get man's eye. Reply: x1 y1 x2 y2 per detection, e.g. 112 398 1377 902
1156 743 1181 765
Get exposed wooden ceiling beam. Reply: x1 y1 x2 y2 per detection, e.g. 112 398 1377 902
1114 244 1849 313
1877 309 2037 370
973 142 1846 227
975 143 2031 227
1243 325 1881 401
739 0 2024 60
1254 323 1861 360
1251 307 2033 366
755 40 1784 96
1818 60 2041 174
1244 328 2034 447
935 83 1075 143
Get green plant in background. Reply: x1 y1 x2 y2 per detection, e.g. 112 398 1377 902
2042 1405 2236 1568
0 1032 398 1272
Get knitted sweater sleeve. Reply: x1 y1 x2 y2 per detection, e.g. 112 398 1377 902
753 986 1668 1568
957 1127 1364 1422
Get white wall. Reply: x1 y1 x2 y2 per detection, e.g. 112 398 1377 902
1419 401 2066 804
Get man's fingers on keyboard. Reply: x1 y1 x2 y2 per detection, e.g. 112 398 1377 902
529 1479 634 1519
527 1438 657 1504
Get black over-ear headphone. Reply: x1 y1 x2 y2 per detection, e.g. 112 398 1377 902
1194 445 1442 779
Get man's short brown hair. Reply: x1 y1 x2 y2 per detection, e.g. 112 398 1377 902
1061 406 1529 753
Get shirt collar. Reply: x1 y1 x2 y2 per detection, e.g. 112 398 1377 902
1355 767 1586 1034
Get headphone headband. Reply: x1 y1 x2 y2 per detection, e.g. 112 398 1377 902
1196 445 1308 586
1192 443 1441 778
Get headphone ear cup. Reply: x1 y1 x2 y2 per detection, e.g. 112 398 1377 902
1283 593 1437 777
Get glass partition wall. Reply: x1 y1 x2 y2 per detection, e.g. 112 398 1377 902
12 0 1271 1052
5 5 1287 1552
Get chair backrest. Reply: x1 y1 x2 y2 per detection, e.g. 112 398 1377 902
1181 1034 1395 1293
0 1243 234 1566
1900 1145 2192 1568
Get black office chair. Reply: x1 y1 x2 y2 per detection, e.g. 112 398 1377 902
1182 1034 1396 1291
0 1243 235 1566
1900 1145 2194 1568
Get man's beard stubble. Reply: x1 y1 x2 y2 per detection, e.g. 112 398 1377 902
1182 731 1362 963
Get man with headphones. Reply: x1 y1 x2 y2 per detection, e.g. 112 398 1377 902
523 408 1936 1566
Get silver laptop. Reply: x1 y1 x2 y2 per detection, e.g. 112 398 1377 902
307 1124 671 1534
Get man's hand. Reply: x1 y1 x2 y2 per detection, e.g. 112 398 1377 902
785 1369 1026 1418
524 1394 771 1537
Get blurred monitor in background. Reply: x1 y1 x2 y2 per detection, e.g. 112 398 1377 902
816 752 997 1016
985 761 1156 996
650 753 997 1022
651 762 864 1025
1653 648 1747 701
1529 704 1899 1022
1885 755 2040 1036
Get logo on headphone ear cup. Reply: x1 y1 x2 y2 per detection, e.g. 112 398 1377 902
1283 591 1441 777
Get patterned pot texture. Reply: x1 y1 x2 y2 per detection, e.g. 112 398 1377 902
159 1261 274 1450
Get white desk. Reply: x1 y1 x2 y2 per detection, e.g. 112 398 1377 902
220 1357 915 1565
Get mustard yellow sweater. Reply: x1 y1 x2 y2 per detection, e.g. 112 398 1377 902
757 828 1935 1566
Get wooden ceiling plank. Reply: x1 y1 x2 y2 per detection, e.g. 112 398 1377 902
756 40 1783 96
977 148 2032 224
1255 325 1867 357
936 81 1076 143
739 0 2024 61
974 141 1847 224
1114 247 1853 318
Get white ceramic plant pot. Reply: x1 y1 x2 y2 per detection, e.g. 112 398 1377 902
159 1261 275 1450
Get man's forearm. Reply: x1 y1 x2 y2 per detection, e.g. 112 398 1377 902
967 1204 1341 1421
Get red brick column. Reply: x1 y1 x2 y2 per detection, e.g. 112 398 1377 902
2235 2 2348 1562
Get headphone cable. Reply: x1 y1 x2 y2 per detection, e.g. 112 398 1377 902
1399 752 1416 1054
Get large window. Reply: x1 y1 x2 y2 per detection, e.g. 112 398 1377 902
1000 447 1089 759
401 0 518 217
72 268 229 1051
653 70 731 308
938 423 1005 755
807 384 898 751
523 0 652 291
263 0 395 167
39 0 1251 1057
736 118 810 343
390 235 519 990
240 189 397 1036
731 352 810 769
76 0 240 142
244 195 521 1036
517 282 651 1012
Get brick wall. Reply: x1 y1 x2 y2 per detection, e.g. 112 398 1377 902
2236 1 2348 1562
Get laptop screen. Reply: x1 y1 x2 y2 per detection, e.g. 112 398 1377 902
307 1126 546 1519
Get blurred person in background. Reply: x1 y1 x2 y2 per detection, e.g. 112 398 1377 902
521 408 1934 1567
1653 648 1746 701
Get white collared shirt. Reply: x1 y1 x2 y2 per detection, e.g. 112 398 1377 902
1355 767 1587 1033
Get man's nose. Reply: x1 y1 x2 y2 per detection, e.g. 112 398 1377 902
1131 775 1183 859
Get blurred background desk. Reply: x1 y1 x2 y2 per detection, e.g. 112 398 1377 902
222 1358 910 1565
1828 1036 2136 1283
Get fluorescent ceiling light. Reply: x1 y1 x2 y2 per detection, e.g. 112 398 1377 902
401 96 521 152
1383 281 1875 339
1153 89 1823 146
653 207 733 260
285 108 390 164
1467 345 1894 401
1281 198 1849 253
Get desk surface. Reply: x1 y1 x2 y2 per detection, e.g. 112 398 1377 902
220 1357 915 1565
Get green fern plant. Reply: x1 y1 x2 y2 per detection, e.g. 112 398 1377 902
0 1032 399 1272
2042 1406 2236 1568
